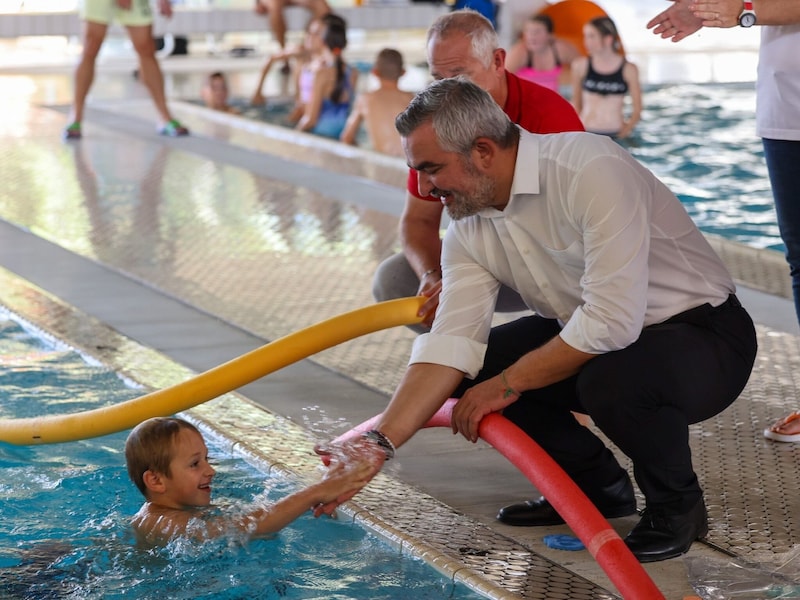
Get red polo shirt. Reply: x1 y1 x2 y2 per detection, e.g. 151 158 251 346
407 71 585 200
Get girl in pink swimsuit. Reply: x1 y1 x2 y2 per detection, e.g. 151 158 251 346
505 14 580 93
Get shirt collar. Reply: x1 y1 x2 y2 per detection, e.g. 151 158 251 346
509 128 541 199
477 128 540 218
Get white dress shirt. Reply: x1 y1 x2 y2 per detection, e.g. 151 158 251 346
410 129 735 378
756 25 800 142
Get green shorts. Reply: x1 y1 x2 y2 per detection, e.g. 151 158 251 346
80 0 154 27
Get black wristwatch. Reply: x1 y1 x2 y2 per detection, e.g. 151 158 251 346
738 1 757 27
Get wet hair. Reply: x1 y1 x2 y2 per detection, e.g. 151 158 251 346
528 14 554 34
395 77 519 156
322 20 349 104
374 48 405 80
588 16 622 53
426 9 498 70
125 417 201 498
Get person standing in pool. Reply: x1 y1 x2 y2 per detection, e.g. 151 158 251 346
202 72 240 114
340 48 415 157
64 0 189 140
571 16 642 138
291 16 357 139
647 0 800 443
370 9 584 332
125 417 370 545
504 14 580 93
255 0 332 75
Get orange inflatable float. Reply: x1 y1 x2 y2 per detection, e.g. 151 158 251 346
538 0 615 56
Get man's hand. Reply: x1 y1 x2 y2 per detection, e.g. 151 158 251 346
311 437 386 516
451 373 520 443
646 0 703 42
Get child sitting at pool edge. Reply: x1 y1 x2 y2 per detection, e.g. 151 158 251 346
339 48 414 157
125 417 371 545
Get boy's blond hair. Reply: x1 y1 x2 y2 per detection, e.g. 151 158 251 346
125 417 200 498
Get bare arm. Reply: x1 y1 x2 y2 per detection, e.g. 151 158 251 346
340 95 365 145
376 363 465 448
691 0 800 26
400 193 445 326
504 41 527 74
135 461 372 544
555 38 581 68
312 362 464 517
296 67 329 132
242 462 372 536
618 62 643 138
251 56 278 105
570 57 588 115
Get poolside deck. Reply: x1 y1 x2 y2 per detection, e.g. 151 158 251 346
1 60 799 599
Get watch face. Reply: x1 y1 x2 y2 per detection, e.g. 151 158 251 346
740 12 756 27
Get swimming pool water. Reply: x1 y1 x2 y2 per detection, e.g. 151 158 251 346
625 82 779 252
0 313 486 600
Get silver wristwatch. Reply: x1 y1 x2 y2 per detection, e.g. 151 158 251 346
738 1 757 27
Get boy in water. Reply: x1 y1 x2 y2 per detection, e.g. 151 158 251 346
202 72 240 114
340 48 415 157
125 417 371 544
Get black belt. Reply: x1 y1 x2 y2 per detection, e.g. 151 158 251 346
664 294 741 327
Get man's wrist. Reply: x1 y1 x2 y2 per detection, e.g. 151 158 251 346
738 0 757 26
420 267 441 281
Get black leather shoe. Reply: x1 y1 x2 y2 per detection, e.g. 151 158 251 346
496 471 637 526
624 498 708 563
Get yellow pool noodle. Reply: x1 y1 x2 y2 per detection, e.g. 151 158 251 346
0 297 424 445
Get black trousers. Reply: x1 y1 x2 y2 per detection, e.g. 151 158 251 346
456 295 758 511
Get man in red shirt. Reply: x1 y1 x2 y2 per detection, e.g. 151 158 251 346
371 10 584 332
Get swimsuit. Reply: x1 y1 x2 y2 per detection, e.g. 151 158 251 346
515 45 562 93
582 59 628 96
312 65 353 139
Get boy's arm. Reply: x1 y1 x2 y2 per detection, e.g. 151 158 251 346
340 95 366 145
246 462 373 536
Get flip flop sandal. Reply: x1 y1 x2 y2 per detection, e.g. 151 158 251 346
763 412 800 442
63 122 82 140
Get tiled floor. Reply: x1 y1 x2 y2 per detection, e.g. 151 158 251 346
1 61 800 599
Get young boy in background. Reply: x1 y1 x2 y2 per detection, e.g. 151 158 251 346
340 48 415 157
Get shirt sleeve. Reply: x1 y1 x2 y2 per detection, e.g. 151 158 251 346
558 153 653 353
409 226 499 378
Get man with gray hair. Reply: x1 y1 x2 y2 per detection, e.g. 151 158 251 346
319 78 757 563
371 9 583 332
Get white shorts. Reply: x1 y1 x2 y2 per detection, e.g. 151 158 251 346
80 0 154 27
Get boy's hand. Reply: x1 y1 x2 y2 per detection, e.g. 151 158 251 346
312 438 387 516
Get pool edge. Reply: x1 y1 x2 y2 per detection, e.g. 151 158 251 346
0 263 524 600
